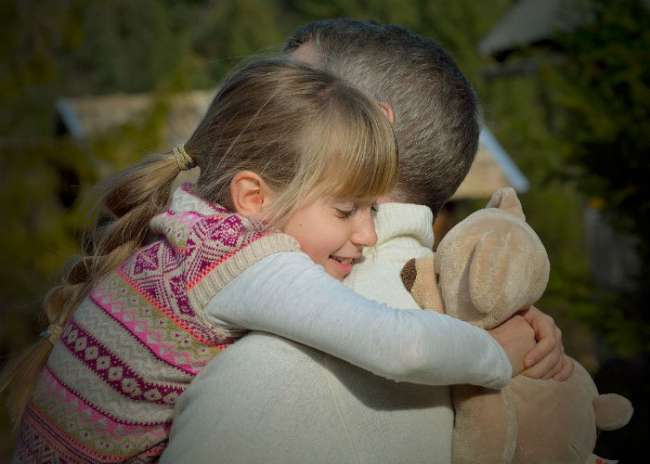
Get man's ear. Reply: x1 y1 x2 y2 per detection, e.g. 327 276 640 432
229 171 274 217
377 102 395 124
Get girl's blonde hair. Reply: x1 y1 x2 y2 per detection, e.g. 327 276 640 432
0 57 398 424
189 58 398 224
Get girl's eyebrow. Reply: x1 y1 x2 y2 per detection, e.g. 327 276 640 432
354 198 377 208
331 198 355 206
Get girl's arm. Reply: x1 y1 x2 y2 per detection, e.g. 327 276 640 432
206 252 512 389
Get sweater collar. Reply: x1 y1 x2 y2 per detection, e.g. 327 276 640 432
373 202 435 249
149 184 261 250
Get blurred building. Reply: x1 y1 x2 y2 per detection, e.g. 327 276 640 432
479 0 590 63
55 90 216 149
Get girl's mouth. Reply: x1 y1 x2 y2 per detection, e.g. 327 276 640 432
328 255 358 278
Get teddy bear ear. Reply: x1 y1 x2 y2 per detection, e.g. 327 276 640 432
486 187 525 221
467 231 517 317
468 226 549 320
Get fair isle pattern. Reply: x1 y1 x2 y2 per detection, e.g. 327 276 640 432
60 321 184 405
89 276 220 377
13 184 300 463
14 404 96 464
13 406 166 464
14 371 171 463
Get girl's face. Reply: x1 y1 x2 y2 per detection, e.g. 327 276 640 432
282 197 378 280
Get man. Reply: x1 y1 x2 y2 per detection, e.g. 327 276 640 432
161 19 569 463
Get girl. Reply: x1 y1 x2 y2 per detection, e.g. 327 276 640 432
6 58 526 462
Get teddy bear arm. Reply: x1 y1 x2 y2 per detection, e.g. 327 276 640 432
452 385 516 464
509 364 599 464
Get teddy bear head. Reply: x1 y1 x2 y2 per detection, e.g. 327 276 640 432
404 188 550 330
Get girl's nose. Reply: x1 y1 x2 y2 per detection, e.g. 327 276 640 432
351 211 377 247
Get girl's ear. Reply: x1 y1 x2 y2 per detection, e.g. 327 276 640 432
229 171 274 217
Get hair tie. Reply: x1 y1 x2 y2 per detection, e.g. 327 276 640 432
172 145 196 171
40 323 64 345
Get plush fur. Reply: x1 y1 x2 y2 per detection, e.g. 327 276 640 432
401 188 633 464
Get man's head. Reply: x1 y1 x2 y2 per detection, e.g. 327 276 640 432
285 19 479 216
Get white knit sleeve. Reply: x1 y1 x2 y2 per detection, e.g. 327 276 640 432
205 252 512 389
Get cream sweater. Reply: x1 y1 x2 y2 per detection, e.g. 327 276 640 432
162 203 510 463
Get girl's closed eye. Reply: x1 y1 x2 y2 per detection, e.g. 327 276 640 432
335 208 355 219
334 203 356 219
334 201 379 219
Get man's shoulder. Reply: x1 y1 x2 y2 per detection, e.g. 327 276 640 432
193 333 330 387
164 334 357 463
173 333 338 435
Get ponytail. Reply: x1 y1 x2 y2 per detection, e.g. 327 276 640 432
0 149 191 425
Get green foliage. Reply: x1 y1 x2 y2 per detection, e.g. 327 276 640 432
69 1 179 93
549 0 650 234
544 0 650 356
190 0 287 77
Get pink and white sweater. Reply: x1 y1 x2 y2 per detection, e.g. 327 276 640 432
12 184 298 463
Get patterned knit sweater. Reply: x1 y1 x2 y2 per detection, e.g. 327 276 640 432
12 184 298 463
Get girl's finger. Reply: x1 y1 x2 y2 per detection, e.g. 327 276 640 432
543 356 564 380
552 355 575 381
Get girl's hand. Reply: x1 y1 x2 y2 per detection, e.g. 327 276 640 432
520 306 574 381
488 315 536 377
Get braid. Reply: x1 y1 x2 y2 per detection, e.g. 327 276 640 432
0 151 183 424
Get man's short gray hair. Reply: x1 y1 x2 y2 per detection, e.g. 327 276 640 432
285 19 479 215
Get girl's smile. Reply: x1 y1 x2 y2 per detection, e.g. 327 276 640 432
328 254 361 277
282 197 377 280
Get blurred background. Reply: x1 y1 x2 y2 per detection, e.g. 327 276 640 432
1 0 648 461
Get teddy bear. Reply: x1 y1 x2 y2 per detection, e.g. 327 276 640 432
400 187 633 464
